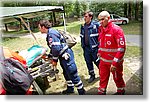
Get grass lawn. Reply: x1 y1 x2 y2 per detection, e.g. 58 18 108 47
120 20 143 35
125 46 142 58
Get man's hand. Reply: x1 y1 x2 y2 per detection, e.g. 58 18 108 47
110 65 116 72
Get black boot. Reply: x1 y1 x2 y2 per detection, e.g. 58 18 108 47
78 88 86 95
114 89 125 95
62 88 74 94
88 75 95 83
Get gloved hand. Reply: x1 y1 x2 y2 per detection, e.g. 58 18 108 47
52 60 57 67
62 53 70 60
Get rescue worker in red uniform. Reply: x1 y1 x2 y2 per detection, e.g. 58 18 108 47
97 11 126 95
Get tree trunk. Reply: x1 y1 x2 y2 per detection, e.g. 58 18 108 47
128 1 132 20
135 0 139 21
124 3 128 18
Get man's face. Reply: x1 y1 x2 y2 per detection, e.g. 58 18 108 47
98 16 109 27
84 13 92 24
38 24 46 34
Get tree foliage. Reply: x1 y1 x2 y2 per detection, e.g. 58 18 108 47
2 0 143 29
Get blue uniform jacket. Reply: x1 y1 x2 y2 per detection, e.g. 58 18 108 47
80 21 99 50
46 28 68 62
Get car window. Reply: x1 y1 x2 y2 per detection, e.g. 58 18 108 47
113 15 120 19
110 15 113 19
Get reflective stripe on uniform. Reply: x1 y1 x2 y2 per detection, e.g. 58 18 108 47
89 70 94 73
92 44 97 48
74 80 82 86
101 57 123 63
67 80 74 87
51 42 61 45
99 48 118 52
75 80 83 89
59 45 68 55
113 57 123 62
99 48 125 52
118 48 125 52
100 57 113 63
67 83 74 87
77 84 83 89
90 33 98 37
66 80 72 83
80 34 83 38
53 56 58 60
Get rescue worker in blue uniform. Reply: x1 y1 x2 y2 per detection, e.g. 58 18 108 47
80 11 100 83
38 19 85 95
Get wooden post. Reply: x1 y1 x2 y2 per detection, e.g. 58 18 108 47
18 16 40 45
4 24 8 31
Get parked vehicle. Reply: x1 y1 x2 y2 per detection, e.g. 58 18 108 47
110 14 129 25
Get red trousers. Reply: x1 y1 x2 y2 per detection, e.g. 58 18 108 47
99 60 125 92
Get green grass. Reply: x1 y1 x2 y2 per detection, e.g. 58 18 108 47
120 21 142 35
125 46 142 58
53 21 83 35
2 37 47 51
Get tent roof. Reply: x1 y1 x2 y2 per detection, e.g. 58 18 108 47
0 6 64 23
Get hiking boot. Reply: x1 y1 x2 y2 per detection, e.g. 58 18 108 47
62 89 74 94
88 75 95 83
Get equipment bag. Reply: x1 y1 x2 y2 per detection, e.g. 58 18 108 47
58 30 77 48
0 58 34 95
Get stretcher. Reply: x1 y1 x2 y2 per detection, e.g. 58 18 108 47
18 45 59 95
1 45 58 95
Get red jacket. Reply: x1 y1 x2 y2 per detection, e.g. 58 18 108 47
98 22 126 67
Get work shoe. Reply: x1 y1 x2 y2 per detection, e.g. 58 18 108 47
114 90 125 95
98 92 106 95
98 87 106 95
62 89 74 94
88 75 95 83
78 88 86 95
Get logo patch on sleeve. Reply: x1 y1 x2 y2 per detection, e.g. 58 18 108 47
120 41 124 45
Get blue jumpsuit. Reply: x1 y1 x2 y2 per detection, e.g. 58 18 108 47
80 21 100 76
46 28 85 94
